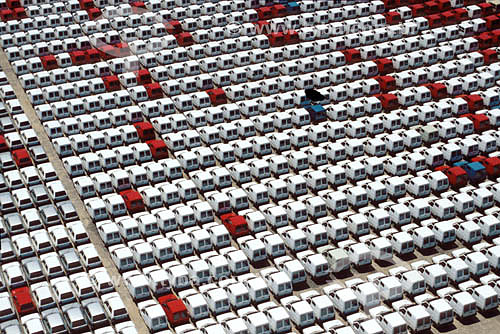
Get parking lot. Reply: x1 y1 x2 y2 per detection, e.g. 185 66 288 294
2 0 500 333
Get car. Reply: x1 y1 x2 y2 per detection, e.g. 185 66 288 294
56 200 78 222
62 302 89 333
41 308 68 334
158 294 189 326
20 313 45 334
29 184 50 206
66 221 90 246
102 292 129 323
31 282 57 311
1 239 17 264
24 139 42 158
12 148 32 168
78 244 102 270
48 226 72 250
81 297 109 330
40 252 64 279
4 212 24 235
46 180 68 202
60 248 84 275
22 257 45 284
221 212 250 238
0 152 15 172
39 204 61 227
0 292 16 322
11 286 36 316
89 268 115 295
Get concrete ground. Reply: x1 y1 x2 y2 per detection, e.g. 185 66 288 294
2 46 500 333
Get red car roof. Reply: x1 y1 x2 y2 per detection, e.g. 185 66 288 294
166 299 187 314
223 214 247 227
120 189 142 200
158 294 177 304
147 139 167 148
12 287 32 303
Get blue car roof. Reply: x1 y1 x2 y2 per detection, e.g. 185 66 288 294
466 162 485 171
310 105 325 112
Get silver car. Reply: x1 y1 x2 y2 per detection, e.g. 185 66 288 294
42 308 68 334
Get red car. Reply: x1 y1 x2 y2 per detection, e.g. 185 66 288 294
452 8 468 22
159 294 189 327
13 148 31 167
79 0 93 10
458 94 483 112
375 93 399 111
120 189 145 214
436 0 451 11
374 58 394 75
144 83 163 100
423 83 447 100
480 49 498 65
85 48 100 63
0 9 14 21
471 156 500 179
436 166 468 189
424 1 439 15
267 32 285 47
426 14 442 28
14 8 26 19
165 20 182 34
206 88 227 106
103 75 121 92
221 213 250 238
256 6 272 20
441 11 456 25
147 140 169 160
485 15 500 30
478 2 495 16
134 69 151 85
69 51 87 66
410 4 425 17
475 33 493 50
374 75 396 92
460 113 490 133
271 4 286 17
283 30 299 44
175 32 194 47
12 287 36 316
131 1 146 12
87 7 101 20
342 49 361 64
134 122 155 141
7 0 21 8
0 135 8 152
384 11 401 24
40 55 57 70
